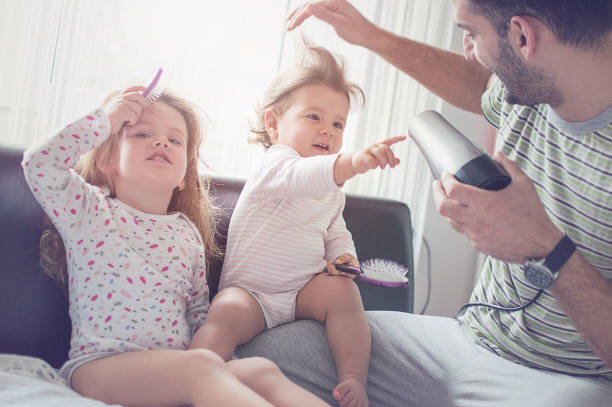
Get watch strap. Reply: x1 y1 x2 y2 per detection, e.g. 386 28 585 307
543 234 576 273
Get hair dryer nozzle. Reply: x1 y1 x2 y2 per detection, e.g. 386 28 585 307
408 110 510 190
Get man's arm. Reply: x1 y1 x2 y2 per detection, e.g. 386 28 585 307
363 30 492 114
551 251 612 368
287 0 492 114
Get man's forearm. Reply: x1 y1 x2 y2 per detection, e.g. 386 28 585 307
362 28 492 114
551 252 612 367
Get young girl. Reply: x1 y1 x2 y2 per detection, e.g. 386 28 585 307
22 86 330 407
191 45 405 407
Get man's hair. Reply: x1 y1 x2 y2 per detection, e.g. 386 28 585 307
250 43 364 148
467 0 612 49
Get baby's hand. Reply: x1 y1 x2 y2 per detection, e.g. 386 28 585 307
103 86 148 135
328 253 360 278
351 135 406 174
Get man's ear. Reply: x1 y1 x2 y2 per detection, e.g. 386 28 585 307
509 15 539 60
264 110 279 142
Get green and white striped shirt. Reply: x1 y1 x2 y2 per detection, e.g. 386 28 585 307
459 80 612 379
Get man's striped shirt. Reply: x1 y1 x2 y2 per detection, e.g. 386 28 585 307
458 80 612 380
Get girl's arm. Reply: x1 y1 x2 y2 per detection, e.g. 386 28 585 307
186 250 210 338
22 109 111 184
21 88 147 235
21 109 113 234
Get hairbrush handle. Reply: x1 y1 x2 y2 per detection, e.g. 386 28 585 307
333 264 362 275
333 259 410 288
409 110 510 190
142 68 163 98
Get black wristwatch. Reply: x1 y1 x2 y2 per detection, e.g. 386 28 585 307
523 234 576 289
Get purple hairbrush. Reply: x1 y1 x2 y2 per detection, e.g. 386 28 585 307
141 68 165 103
334 259 410 288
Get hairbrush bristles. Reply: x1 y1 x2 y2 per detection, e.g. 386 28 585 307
142 68 166 103
359 259 410 287
334 258 410 288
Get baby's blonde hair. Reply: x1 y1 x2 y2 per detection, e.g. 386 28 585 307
250 44 364 148
40 91 220 294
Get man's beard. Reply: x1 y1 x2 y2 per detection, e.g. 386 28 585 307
491 38 563 107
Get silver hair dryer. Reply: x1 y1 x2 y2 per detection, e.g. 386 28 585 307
408 110 511 191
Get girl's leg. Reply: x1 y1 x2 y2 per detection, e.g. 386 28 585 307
296 274 371 407
228 357 331 407
71 349 273 407
189 286 266 361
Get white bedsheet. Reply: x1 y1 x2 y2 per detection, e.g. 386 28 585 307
0 354 122 407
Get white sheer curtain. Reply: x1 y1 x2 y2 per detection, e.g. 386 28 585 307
0 0 456 265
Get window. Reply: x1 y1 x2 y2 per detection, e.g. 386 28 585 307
0 0 458 262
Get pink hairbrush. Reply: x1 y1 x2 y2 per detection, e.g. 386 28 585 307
141 68 165 103
334 259 410 288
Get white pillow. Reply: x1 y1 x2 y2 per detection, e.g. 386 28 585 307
0 354 122 407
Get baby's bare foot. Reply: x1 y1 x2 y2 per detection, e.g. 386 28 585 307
332 377 368 407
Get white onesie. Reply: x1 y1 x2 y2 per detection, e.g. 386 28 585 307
219 144 356 327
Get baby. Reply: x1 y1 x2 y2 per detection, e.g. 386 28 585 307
192 44 405 407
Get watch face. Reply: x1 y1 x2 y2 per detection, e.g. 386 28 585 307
525 264 554 289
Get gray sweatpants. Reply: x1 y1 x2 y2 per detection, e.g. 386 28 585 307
236 311 612 407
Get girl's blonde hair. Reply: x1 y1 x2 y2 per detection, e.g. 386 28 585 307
40 91 220 294
249 44 365 148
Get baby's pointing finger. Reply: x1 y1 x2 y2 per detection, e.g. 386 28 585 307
380 135 407 146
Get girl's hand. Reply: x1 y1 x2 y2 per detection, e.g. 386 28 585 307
327 253 360 278
351 135 405 174
103 86 148 135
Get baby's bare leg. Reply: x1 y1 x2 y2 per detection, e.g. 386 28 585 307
71 349 273 407
228 357 331 407
190 287 266 360
296 274 371 407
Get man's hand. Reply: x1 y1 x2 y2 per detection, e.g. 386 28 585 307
327 253 360 278
103 86 148 135
432 152 563 263
286 0 378 48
